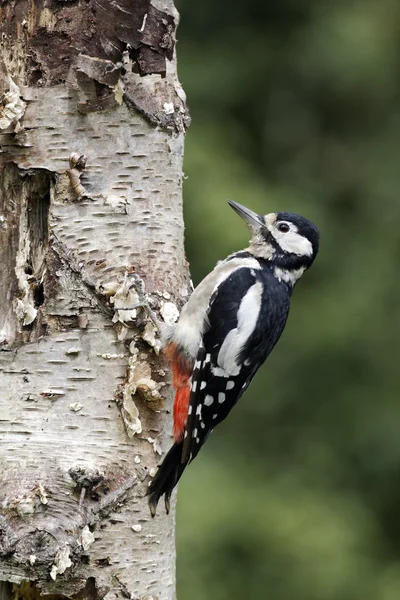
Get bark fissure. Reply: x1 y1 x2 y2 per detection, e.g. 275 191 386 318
0 163 52 344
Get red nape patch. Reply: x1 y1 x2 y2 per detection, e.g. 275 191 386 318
164 343 193 442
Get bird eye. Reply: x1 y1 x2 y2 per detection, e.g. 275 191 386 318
277 222 290 233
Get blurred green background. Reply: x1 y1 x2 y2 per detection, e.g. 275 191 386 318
174 1 400 599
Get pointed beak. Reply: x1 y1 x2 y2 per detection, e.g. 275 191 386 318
227 200 264 229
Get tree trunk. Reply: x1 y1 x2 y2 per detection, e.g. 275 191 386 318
0 2 190 600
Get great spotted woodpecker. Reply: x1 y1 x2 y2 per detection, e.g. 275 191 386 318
147 200 319 516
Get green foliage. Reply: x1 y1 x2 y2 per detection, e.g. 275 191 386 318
175 0 400 597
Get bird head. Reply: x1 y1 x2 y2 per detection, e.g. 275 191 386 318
228 200 319 272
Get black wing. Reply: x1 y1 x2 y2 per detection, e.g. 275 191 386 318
182 266 290 463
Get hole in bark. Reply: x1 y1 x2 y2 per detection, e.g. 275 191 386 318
27 186 50 249
29 69 43 86
25 172 52 311
33 282 44 308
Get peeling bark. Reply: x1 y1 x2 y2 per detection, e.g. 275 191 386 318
0 1 189 599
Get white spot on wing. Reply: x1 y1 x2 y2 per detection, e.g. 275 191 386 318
192 381 197 392
212 366 229 377
204 395 214 406
226 380 235 390
218 393 225 403
193 428 197 437
205 354 211 363
200 381 206 390
196 405 202 415
217 281 263 376
188 406 192 415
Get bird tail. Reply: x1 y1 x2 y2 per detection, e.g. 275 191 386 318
147 441 189 517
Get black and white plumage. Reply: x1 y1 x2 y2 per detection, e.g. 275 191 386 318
147 201 319 515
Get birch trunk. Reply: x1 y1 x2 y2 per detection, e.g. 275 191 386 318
0 2 190 600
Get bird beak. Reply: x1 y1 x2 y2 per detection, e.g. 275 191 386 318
227 200 264 229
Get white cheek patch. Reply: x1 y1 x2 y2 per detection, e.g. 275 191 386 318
272 227 313 257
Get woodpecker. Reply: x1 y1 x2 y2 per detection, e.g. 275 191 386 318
147 200 319 516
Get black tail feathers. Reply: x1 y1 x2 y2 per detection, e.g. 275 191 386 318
147 441 189 517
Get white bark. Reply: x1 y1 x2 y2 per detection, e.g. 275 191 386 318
0 2 189 599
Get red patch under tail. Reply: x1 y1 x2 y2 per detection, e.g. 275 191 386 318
164 342 193 442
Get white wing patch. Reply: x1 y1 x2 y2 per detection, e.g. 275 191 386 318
171 257 262 358
211 366 229 377
216 281 263 376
